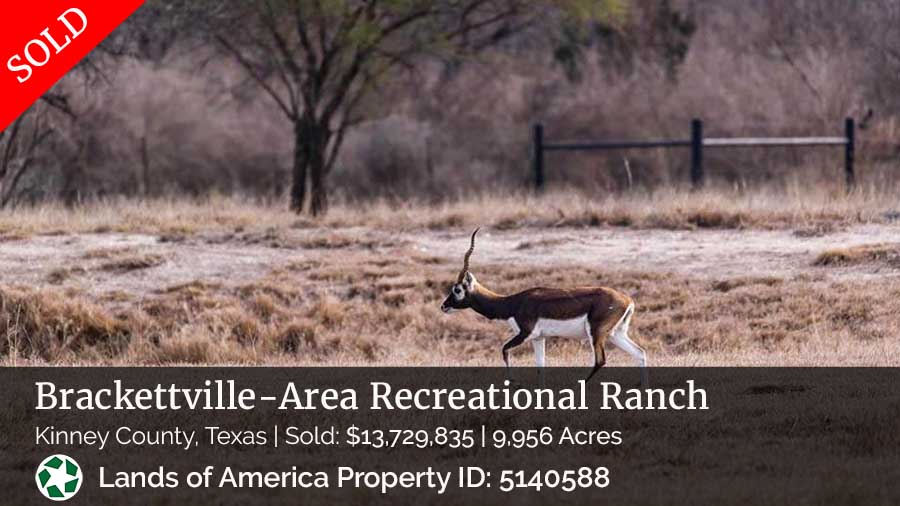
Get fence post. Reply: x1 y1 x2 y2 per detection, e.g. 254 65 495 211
533 123 545 190
690 118 703 188
845 117 855 190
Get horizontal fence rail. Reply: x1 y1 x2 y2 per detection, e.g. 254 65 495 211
543 140 692 151
703 137 847 147
532 118 856 190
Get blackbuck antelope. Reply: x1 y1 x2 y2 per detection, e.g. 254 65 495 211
440 228 648 385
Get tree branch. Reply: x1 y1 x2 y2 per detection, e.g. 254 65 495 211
772 38 823 103
40 94 77 120
324 63 390 174
293 2 319 71
1 114 52 208
256 6 302 115
214 33 297 120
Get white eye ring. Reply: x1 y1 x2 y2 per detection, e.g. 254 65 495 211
452 286 464 300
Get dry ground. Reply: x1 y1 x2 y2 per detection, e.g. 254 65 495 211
2 189 900 367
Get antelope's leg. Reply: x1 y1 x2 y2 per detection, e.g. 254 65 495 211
586 343 606 382
586 309 621 382
532 338 546 367
501 330 531 379
532 339 546 387
608 306 648 386
610 331 646 367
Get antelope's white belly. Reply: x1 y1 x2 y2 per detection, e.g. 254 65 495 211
536 316 589 338
508 315 590 340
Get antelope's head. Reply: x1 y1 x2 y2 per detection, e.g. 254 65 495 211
441 228 480 313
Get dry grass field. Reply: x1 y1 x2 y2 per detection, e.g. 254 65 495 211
2 187 900 367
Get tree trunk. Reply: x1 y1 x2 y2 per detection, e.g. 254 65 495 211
309 123 331 217
310 154 327 216
291 119 331 216
290 123 308 213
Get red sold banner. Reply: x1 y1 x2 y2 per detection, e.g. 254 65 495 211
0 1 145 132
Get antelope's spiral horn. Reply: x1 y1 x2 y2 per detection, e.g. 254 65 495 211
458 227 480 283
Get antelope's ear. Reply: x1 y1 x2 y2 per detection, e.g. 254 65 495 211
463 272 476 290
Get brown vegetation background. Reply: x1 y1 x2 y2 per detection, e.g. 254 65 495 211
3 0 900 205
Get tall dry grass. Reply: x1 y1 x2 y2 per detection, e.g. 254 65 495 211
0 184 897 239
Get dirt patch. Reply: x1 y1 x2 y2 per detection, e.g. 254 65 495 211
83 246 139 259
515 238 568 250
793 222 844 238
0 232 30 242
2 225 900 299
418 225 900 282
2 224 900 366
99 254 166 273
710 277 784 292
45 267 87 285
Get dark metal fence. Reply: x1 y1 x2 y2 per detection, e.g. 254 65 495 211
532 118 856 190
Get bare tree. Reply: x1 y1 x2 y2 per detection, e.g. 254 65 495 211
0 10 158 208
172 0 599 215
0 95 78 208
0 113 44 207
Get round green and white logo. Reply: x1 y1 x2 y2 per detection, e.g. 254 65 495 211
35 455 82 501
